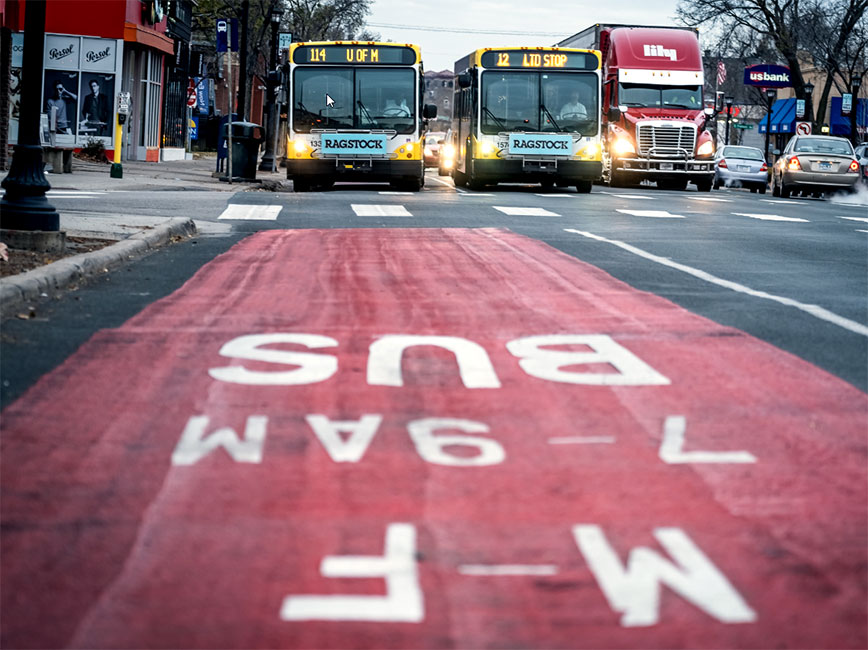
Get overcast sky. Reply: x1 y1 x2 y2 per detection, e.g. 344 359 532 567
364 0 684 72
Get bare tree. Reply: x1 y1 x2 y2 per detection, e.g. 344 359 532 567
677 0 867 126
284 0 377 42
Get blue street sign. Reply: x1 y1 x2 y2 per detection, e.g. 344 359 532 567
216 19 228 53
189 116 199 141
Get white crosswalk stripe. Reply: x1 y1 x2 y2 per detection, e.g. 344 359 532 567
732 212 809 222
493 206 561 217
839 216 868 223
533 193 574 197
218 204 282 220
689 196 732 202
616 209 685 218
352 204 412 217
606 194 657 200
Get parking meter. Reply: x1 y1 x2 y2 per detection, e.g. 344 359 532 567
117 91 131 124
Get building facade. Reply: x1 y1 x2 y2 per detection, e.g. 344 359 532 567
2 0 184 162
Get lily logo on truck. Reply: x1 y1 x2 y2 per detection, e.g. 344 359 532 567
643 44 677 61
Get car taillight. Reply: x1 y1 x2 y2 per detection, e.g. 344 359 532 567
787 156 801 171
718 159 728 168
849 159 860 172
760 162 768 172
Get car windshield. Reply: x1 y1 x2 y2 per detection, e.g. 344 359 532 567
293 67 416 133
480 71 598 135
618 83 703 110
723 147 764 161
793 138 854 155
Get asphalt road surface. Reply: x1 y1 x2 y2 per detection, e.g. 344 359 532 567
2 172 866 649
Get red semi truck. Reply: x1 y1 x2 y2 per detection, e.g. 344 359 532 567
558 24 715 191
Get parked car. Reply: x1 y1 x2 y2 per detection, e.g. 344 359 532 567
713 145 768 193
854 142 868 186
771 135 861 198
424 132 446 167
438 131 455 177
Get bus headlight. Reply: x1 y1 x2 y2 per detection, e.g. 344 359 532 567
293 139 307 154
696 140 714 157
480 141 496 156
612 137 635 156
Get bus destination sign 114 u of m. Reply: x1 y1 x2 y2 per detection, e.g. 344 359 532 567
480 50 598 70
293 44 417 65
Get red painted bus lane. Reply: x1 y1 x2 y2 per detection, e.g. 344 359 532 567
2 228 865 648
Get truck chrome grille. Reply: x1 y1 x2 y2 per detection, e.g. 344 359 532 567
637 124 696 157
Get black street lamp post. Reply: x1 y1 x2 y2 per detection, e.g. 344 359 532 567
724 96 733 145
259 5 283 172
803 81 814 131
1 0 60 233
850 78 862 147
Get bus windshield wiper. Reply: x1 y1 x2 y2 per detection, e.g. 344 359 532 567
540 103 562 132
482 106 506 131
357 99 375 125
662 103 693 109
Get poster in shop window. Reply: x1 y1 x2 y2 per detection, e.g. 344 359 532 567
80 72 115 144
43 70 79 144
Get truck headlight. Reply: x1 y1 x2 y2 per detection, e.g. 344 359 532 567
612 137 635 156
696 140 714 157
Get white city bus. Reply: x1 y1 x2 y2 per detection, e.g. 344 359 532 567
450 47 603 191
286 41 437 191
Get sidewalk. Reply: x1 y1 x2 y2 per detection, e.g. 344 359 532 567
1 153 289 318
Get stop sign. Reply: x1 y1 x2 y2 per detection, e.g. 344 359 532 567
187 80 197 108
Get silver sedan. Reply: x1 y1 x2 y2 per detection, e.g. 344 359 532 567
713 145 768 193
771 135 861 198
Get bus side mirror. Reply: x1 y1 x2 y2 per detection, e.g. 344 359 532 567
423 104 438 119
458 71 472 88
607 106 621 122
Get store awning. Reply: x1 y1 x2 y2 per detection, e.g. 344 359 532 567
758 98 796 135
123 22 174 55
830 96 867 137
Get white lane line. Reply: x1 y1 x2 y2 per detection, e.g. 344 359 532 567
493 206 561 217
458 565 559 576
534 193 574 197
548 436 616 444
732 212 809 222
218 204 281 220
608 194 657 200
689 196 732 202
378 191 413 195
857 229 868 233
616 209 685 218
426 176 456 189
459 192 495 197
761 199 800 205
47 191 106 195
564 228 868 337
352 204 412 217
839 216 868 223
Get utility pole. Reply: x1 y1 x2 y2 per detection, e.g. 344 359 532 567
0 0 60 234
259 4 284 171
764 88 776 164
237 0 249 121
724 96 733 145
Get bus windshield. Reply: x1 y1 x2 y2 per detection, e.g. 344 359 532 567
480 71 598 135
293 67 416 133
618 83 702 110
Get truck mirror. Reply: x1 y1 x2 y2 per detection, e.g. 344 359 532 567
423 104 438 119
607 106 621 122
458 71 472 88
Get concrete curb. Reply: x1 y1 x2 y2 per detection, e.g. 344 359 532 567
0 217 197 318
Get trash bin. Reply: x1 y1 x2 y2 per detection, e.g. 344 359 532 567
221 121 265 180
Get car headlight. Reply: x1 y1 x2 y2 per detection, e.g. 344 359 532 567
442 143 455 158
612 137 635 156
696 140 714 157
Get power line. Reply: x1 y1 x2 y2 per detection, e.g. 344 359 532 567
366 22 569 37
